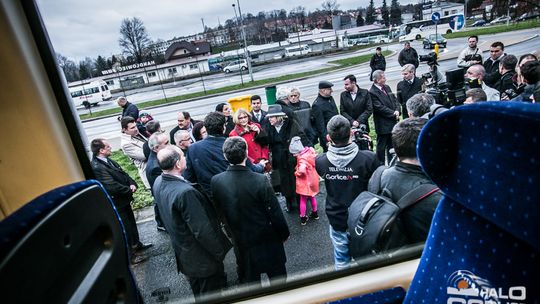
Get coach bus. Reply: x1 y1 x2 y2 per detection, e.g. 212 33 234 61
398 14 463 42
68 80 112 108
1 1 537 303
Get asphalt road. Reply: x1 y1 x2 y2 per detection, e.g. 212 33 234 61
82 28 540 150
131 186 334 303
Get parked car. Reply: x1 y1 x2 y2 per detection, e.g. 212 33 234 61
423 34 447 49
516 12 540 22
223 59 248 73
471 19 487 27
490 16 511 25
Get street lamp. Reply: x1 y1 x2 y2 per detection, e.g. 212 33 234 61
232 0 254 82
232 4 245 86
195 47 207 94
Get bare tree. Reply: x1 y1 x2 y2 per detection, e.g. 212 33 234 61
321 0 340 16
57 53 79 82
118 17 152 63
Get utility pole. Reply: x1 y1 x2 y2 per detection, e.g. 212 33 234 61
234 0 254 82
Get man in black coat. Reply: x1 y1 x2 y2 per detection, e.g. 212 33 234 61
146 132 170 231
250 95 267 125
339 74 372 131
312 81 339 152
483 41 506 87
494 54 517 96
398 42 419 68
117 97 139 120
369 47 386 81
90 138 152 263
375 118 442 245
369 70 401 164
396 64 423 119
153 145 232 300
211 137 290 287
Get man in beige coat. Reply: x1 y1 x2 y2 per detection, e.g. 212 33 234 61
120 117 150 189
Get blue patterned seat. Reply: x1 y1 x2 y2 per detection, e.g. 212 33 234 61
404 102 540 303
0 180 141 303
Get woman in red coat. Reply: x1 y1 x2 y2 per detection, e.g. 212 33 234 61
229 108 269 165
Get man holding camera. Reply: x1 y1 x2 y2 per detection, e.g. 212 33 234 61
457 35 483 69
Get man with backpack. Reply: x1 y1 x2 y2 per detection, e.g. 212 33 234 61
316 115 380 269
347 118 441 259
373 118 442 245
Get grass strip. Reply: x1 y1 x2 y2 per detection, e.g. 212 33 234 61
110 150 154 209
445 19 540 39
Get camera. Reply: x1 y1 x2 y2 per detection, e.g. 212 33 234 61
419 52 438 65
463 54 482 63
501 85 525 100
352 124 373 151
424 68 467 107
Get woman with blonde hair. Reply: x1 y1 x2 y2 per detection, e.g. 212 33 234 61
229 108 269 165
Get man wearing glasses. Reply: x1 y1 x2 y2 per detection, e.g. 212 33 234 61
174 130 192 155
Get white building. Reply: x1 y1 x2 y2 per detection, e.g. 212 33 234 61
422 1 464 20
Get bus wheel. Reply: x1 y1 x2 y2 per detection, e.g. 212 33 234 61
415 35 421 40
446 29 452 34
83 101 91 109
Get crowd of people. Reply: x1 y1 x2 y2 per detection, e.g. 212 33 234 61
90 36 540 300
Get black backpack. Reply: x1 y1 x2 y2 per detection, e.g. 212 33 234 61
348 166 439 258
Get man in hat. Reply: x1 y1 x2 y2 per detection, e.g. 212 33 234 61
312 80 339 152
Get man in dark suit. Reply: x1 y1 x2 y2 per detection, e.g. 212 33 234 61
250 95 267 125
90 138 152 264
369 70 401 164
339 74 373 131
211 137 289 286
146 132 170 232
396 64 423 119
153 145 231 300
183 112 264 198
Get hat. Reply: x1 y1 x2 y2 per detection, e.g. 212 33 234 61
266 104 287 117
289 136 304 155
319 80 334 89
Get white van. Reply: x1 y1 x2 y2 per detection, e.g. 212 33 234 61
68 80 111 108
284 45 311 57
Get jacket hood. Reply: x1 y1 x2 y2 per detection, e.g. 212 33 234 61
327 143 359 168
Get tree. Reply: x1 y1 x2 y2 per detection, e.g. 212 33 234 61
118 17 152 63
94 55 109 75
356 9 365 26
56 53 79 82
78 57 95 79
366 0 376 24
381 0 390 26
321 0 340 17
390 0 402 26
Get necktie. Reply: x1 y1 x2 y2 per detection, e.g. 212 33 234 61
381 86 388 96
256 113 261 121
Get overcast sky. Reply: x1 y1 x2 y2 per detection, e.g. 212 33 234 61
37 0 417 62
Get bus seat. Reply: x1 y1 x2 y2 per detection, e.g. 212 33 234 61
0 180 141 303
404 102 540 303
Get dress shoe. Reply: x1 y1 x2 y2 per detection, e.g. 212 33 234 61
130 255 148 265
133 242 153 252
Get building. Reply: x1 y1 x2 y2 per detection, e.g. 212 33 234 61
422 1 464 20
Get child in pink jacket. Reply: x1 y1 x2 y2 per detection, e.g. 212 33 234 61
289 136 320 225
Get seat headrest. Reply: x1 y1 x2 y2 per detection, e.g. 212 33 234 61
417 102 540 250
